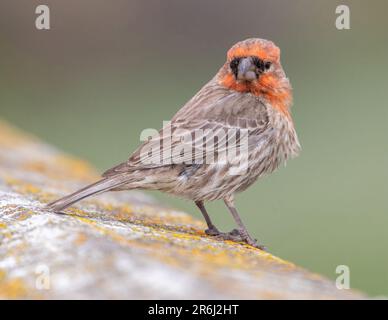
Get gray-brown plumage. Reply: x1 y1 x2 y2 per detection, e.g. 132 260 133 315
47 38 300 249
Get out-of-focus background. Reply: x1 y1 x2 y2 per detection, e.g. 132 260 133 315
1 0 387 296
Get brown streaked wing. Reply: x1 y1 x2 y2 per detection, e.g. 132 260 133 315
102 80 269 177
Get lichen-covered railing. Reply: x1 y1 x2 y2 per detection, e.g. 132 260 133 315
0 120 362 299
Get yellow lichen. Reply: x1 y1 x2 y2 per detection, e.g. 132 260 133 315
0 276 29 299
17 210 34 221
3 177 42 196
70 211 296 279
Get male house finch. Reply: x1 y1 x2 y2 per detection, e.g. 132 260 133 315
47 38 300 249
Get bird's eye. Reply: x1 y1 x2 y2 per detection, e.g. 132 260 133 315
230 58 240 69
252 57 270 72
229 58 240 77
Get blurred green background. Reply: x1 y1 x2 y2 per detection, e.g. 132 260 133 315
1 0 387 296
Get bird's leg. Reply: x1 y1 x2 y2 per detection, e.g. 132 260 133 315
195 200 255 244
223 196 266 250
195 201 220 236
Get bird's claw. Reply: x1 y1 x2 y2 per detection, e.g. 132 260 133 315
245 238 267 251
238 232 267 250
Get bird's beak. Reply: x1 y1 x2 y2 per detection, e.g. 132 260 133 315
237 57 257 81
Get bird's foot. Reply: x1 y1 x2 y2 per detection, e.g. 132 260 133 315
215 229 242 241
209 228 267 251
237 229 267 250
205 228 241 240
204 226 222 236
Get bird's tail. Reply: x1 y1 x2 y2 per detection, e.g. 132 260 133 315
46 175 128 212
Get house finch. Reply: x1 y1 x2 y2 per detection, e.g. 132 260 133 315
47 38 300 249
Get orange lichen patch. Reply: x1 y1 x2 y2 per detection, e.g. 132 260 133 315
131 205 204 226
0 119 36 148
175 241 295 272
21 159 96 185
22 160 49 174
74 216 134 246
155 240 294 278
74 232 88 245
79 201 205 231
0 222 7 228
21 184 40 194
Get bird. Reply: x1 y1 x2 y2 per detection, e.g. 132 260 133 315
46 38 300 250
